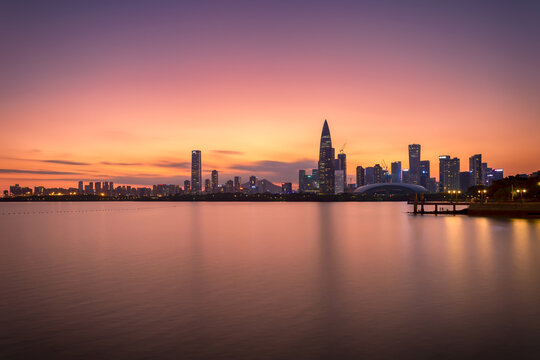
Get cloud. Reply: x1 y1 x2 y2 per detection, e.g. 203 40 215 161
211 150 245 155
110 175 186 186
0 169 81 175
100 161 142 166
41 159 91 166
153 161 190 168
228 159 317 181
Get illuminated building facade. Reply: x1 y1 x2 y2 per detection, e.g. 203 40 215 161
191 150 202 193
408 144 421 185
439 155 460 192
318 120 335 194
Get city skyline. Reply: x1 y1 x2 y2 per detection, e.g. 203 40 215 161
5 119 534 197
1 1 540 190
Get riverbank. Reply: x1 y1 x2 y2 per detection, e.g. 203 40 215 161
468 202 540 218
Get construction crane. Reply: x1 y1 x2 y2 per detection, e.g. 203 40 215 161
339 143 346 154
381 159 388 171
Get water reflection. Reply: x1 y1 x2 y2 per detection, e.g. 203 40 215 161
1 202 540 359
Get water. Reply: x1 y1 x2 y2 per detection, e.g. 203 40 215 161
1 202 540 359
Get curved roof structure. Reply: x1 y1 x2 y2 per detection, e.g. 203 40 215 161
354 183 428 195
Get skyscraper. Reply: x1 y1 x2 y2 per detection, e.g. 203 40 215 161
402 169 410 184
356 166 365 187
191 150 202 193
469 154 482 186
482 162 490 186
334 170 345 194
336 152 347 190
204 179 211 193
420 160 430 188
365 167 375 184
249 176 257 193
234 176 241 192
225 180 234 193
459 171 472 193
439 155 460 192
312 169 319 190
373 164 383 183
391 161 401 183
408 144 421 184
184 180 190 193
318 120 335 194
298 170 306 192
78 181 83 194
211 170 218 193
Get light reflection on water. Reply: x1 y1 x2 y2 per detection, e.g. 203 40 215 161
0 202 539 359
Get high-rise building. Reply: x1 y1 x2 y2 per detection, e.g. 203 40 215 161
439 156 460 192
391 161 401 183
336 152 347 190
211 170 218 193
426 178 438 193
224 180 234 193
402 169 410 184
334 170 345 194
191 150 202 193
365 167 375 184
492 169 504 182
482 163 491 186
383 170 392 183
234 176 241 192
298 170 306 192
408 144 421 185
184 180 190 193
459 171 472 193
356 166 365 187
95 182 102 195
249 176 257 193
312 169 319 190
420 160 430 188
204 179 211 193
318 120 335 194
78 181 83 194
373 164 383 184
469 154 482 186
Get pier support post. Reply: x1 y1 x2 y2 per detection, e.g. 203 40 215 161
413 194 418 214
435 204 438 214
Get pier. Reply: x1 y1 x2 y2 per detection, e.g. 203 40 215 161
408 195 471 215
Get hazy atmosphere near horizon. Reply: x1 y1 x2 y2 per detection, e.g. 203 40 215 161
1 0 539 190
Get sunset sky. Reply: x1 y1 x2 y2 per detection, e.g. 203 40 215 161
1 0 539 190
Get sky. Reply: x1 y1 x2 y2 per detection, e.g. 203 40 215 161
1 0 539 190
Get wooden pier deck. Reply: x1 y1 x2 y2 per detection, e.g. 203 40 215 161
407 198 471 215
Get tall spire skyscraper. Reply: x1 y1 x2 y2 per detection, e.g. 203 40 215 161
318 120 335 194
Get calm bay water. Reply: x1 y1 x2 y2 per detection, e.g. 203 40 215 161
1 202 540 359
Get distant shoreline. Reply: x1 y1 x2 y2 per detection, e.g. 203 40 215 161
0 193 413 202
